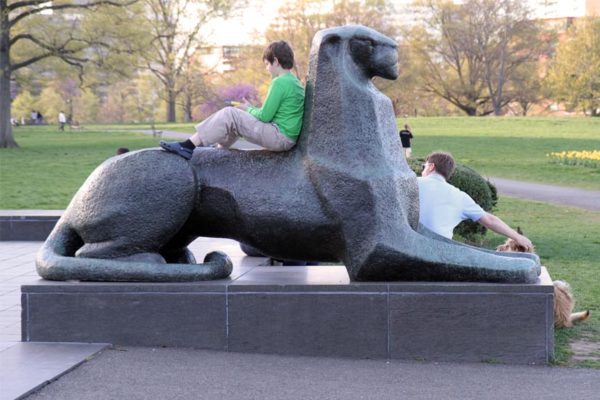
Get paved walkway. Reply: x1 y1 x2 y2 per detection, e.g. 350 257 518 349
136 129 192 140
22 346 600 400
489 177 600 212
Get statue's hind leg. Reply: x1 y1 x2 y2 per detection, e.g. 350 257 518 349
417 224 540 264
160 230 198 264
311 169 539 283
351 226 540 283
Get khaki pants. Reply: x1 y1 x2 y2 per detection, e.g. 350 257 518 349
403 147 412 158
195 107 296 151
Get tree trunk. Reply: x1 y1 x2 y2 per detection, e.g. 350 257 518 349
166 89 176 123
457 104 478 116
183 94 192 122
0 3 18 148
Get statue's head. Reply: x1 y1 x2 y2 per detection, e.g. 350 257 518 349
311 25 399 81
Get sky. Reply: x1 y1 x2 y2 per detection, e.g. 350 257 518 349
199 0 595 46
199 0 415 46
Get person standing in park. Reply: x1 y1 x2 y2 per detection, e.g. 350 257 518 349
418 151 534 251
399 124 413 158
160 41 305 160
58 111 67 131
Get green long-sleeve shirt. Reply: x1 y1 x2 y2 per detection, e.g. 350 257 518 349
247 72 305 141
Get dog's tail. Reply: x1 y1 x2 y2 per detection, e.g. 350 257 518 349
553 280 590 328
571 310 591 324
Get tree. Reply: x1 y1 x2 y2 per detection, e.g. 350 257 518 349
140 0 239 123
266 0 398 81
546 18 600 116
10 89 35 123
0 0 138 148
177 57 216 122
406 0 547 116
76 89 101 123
37 86 64 123
471 0 548 115
510 61 543 116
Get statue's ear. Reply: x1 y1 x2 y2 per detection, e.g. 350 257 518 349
322 33 341 46
321 33 342 59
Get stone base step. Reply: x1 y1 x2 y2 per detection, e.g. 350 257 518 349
0 211 62 241
21 266 554 365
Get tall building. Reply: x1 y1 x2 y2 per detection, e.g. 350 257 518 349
529 0 600 19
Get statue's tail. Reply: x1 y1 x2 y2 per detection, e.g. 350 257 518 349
36 223 233 282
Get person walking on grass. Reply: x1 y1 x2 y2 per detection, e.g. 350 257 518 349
399 124 413 158
419 151 534 251
58 111 67 131
160 41 305 160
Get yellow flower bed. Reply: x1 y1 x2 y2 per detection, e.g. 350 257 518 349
547 150 600 168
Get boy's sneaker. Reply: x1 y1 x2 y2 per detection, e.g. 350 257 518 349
159 141 193 160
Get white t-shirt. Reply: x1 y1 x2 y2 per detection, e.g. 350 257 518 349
58 113 67 123
417 173 485 239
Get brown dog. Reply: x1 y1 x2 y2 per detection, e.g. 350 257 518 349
496 228 590 328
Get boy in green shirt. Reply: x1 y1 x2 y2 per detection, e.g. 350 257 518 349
160 41 305 159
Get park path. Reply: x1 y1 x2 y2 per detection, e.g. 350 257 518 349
135 129 600 211
488 177 600 212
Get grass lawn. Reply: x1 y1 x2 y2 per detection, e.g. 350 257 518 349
406 117 600 190
0 126 158 209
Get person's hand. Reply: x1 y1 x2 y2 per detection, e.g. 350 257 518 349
514 234 534 252
236 98 252 111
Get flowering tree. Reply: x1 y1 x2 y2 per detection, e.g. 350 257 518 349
195 83 259 120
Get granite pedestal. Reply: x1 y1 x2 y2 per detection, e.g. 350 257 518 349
21 266 554 365
0 210 61 241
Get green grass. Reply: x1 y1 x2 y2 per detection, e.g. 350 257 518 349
480 197 600 367
405 117 600 190
0 126 159 209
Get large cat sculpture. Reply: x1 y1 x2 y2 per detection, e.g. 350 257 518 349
37 26 540 283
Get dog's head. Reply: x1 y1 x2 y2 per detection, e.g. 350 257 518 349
496 227 535 253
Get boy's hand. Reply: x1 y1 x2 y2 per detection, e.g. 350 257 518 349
236 98 252 111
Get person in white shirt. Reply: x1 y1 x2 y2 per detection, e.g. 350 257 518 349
58 111 67 131
418 151 533 251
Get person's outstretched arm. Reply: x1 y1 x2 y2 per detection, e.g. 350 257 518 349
477 213 534 252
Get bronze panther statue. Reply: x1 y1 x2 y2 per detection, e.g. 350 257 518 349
37 26 540 283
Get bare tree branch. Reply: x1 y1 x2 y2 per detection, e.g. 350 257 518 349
9 0 138 28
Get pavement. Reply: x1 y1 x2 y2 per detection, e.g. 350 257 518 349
489 177 600 212
21 347 600 400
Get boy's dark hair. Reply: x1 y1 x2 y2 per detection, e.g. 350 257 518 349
426 151 455 180
116 147 130 155
263 41 294 69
